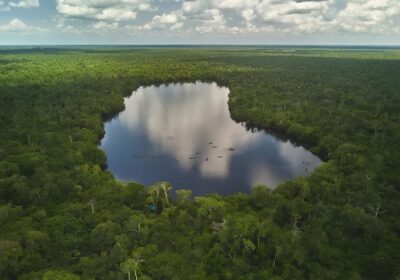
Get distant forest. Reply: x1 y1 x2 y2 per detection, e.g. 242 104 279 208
0 47 399 279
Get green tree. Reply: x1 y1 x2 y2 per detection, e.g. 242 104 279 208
42 270 80 280
121 255 144 280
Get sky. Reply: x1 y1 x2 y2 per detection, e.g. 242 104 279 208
0 0 400 45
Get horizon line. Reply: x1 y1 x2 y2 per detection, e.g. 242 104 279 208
1 43 400 47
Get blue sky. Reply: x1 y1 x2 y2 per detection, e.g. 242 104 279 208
1 0 400 45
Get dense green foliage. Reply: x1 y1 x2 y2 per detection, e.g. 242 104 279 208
1 47 400 279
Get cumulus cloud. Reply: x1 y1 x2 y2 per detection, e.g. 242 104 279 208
9 0 40 8
217 0 259 10
96 8 137 21
0 18 29 31
93 21 119 30
47 0 400 37
241 9 256 22
178 0 336 34
183 0 400 35
182 0 208 14
195 9 228 33
336 0 400 33
139 10 185 30
56 0 156 21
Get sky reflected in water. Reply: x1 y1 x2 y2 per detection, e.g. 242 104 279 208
100 82 322 195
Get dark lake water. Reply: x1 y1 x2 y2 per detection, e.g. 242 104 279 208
100 82 322 195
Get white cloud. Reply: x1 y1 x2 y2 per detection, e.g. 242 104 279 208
157 13 179 24
177 0 335 34
0 18 29 32
216 0 259 10
9 0 40 8
96 8 137 20
195 9 227 33
50 0 400 37
182 0 208 14
179 0 400 35
139 10 185 30
0 0 10 11
56 0 155 21
57 3 98 17
336 0 400 34
93 21 119 30
241 9 256 22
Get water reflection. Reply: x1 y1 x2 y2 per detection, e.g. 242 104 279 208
101 82 321 195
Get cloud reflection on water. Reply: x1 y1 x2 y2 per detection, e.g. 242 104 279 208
119 82 264 179
101 82 322 194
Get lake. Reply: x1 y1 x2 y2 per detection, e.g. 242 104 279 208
100 82 321 195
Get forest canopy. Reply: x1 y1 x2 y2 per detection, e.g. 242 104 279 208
0 47 400 279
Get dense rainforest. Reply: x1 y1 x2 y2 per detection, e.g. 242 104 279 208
0 47 399 279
